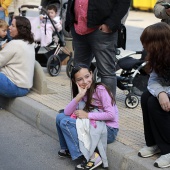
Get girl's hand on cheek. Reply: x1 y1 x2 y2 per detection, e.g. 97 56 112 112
77 83 87 96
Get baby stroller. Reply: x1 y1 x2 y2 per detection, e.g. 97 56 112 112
93 48 149 109
18 4 73 77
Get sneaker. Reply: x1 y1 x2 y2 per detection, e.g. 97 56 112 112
58 149 71 158
75 152 102 170
138 145 160 158
154 153 170 168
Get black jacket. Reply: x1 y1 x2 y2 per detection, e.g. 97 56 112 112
65 0 131 32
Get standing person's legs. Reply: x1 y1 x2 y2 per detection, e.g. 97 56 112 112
89 29 118 96
71 26 94 67
0 10 5 20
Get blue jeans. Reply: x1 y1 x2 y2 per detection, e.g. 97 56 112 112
0 10 5 20
107 126 119 144
56 113 82 160
0 73 29 98
71 26 118 96
56 113 119 159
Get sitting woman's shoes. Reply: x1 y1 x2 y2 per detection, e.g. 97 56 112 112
58 149 71 158
138 145 160 158
154 153 170 168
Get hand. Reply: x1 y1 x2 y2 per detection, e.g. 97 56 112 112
99 24 112 33
74 110 88 119
1 43 7 49
77 82 88 97
165 8 170 16
74 83 88 102
40 15 43 20
158 92 170 112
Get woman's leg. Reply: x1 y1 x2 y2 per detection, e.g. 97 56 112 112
0 73 29 97
60 117 82 160
141 90 156 146
147 95 170 155
56 113 69 150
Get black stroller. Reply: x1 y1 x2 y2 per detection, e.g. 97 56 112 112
93 48 149 109
18 3 73 77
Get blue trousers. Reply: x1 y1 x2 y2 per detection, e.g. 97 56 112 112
0 10 5 20
0 73 29 98
56 113 118 160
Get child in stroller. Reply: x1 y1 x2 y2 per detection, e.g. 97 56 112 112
40 4 62 47
18 3 72 77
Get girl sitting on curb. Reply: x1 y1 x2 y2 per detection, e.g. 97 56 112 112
56 63 119 170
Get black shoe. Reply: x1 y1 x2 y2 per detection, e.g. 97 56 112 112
58 150 71 158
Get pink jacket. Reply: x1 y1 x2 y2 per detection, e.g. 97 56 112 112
64 85 119 128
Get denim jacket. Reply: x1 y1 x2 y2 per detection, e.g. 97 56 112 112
147 70 170 98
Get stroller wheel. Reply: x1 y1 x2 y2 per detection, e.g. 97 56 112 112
47 55 61 76
93 68 101 82
66 58 74 78
125 94 139 109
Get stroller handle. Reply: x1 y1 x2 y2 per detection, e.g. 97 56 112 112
136 51 143 54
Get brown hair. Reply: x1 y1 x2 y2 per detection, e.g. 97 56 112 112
47 4 58 13
140 22 170 77
0 19 8 29
71 64 115 112
13 16 34 44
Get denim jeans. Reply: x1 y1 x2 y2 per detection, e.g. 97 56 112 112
0 10 5 20
71 26 118 96
56 113 82 160
0 73 29 98
107 126 119 144
56 113 119 159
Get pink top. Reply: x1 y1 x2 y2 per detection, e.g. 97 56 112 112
74 0 97 35
64 85 119 128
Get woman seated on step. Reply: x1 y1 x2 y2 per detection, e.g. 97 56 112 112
0 16 35 98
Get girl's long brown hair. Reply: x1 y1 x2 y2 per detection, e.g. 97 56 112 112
71 64 115 112
140 22 170 77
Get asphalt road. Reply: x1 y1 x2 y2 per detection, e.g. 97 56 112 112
0 110 75 170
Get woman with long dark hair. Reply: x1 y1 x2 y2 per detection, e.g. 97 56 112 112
138 22 170 168
0 16 35 98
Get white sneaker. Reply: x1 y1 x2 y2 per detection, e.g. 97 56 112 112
154 153 170 168
138 145 160 158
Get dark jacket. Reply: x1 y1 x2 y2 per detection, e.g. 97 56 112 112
65 0 131 32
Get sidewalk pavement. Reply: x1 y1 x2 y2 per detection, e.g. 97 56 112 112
0 9 168 170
